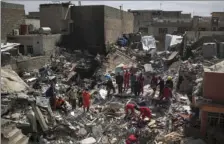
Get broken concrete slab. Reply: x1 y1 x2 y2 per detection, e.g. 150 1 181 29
1 68 29 94
80 137 96 144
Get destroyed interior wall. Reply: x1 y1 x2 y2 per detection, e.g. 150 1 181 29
1 2 25 42
69 5 133 55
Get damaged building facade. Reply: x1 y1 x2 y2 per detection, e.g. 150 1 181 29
1 1 25 42
61 5 134 54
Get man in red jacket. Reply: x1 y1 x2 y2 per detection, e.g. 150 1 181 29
137 106 152 121
125 103 137 118
160 85 172 101
124 70 131 90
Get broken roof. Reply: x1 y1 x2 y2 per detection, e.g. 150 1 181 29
204 60 224 73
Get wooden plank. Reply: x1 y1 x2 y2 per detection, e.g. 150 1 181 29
201 104 224 113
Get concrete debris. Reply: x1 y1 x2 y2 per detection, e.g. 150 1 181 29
3 31 223 144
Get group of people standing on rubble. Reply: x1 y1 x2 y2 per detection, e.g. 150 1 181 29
45 79 92 114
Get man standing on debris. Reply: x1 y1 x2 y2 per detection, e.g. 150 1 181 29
116 72 124 94
77 88 83 107
137 73 144 94
134 80 141 96
82 88 91 112
157 76 164 96
166 76 174 89
150 74 158 93
46 82 56 110
106 77 115 97
159 85 172 105
66 86 77 110
124 70 131 90
130 73 136 94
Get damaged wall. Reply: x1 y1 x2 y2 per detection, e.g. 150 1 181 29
104 6 134 44
1 2 25 42
68 5 134 55
203 72 224 102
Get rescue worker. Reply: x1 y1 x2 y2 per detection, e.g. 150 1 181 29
136 106 152 121
125 103 138 119
166 76 173 89
150 75 158 93
46 82 56 110
106 78 115 97
157 76 164 96
160 85 172 101
66 86 77 110
134 80 141 96
116 72 124 94
56 97 67 114
82 88 91 112
124 70 131 90
130 73 136 94
137 73 144 94
126 134 139 144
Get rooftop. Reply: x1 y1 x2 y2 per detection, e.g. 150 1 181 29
203 60 224 73
129 9 182 12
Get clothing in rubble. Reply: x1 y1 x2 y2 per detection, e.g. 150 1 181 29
106 78 115 96
137 73 144 94
151 75 158 92
32 80 41 89
82 89 91 112
130 73 136 93
124 70 131 90
116 72 124 94
157 77 164 96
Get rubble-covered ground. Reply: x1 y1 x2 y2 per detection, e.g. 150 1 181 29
3 41 221 144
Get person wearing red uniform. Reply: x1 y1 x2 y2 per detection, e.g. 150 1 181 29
82 88 91 112
160 86 172 101
138 107 152 120
151 75 158 92
124 70 131 90
125 103 137 118
137 73 144 94
126 134 139 144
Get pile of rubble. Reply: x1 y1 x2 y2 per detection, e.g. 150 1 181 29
1 44 210 144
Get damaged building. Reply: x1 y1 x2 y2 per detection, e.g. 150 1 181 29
60 5 134 55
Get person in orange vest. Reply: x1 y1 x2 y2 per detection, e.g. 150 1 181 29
56 97 67 114
125 103 138 119
82 88 91 112
124 70 131 91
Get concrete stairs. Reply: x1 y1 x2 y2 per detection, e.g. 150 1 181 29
1 122 29 144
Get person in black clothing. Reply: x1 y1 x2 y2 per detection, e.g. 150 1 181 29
157 76 164 96
45 82 56 110
116 72 123 94
177 75 183 90
106 78 115 96
134 80 141 96
77 89 83 107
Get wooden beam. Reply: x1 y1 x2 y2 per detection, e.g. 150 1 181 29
201 104 224 113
